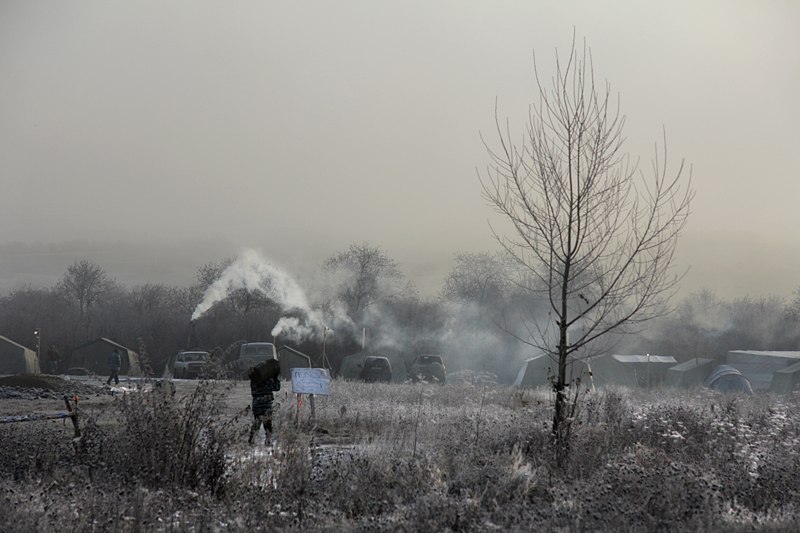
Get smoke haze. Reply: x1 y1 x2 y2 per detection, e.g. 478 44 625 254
1 2 798 300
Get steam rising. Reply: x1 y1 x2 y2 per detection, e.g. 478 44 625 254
271 316 317 343
191 249 350 342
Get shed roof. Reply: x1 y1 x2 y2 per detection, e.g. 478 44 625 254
669 357 715 371
728 350 800 360
774 360 800 375
705 364 746 386
74 337 133 352
0 335 32 351
611 354 677 364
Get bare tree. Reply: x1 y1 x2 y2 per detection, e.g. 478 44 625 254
325 243 404 321
442 252 510 307
480 39 693 460
59 260 113 340
442 251 514 336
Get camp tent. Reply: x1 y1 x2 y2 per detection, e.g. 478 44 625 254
705 365 753 394
277 345 312 380
589 354 678 388
338 351 407 383
339 352 366 380
0 335 41 374
770 361 800 394
665 358 716 388
513 353 590 389
70 338 142 376
726 351 800 391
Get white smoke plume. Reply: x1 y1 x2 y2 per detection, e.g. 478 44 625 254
271 316 314 342
191 249 352 342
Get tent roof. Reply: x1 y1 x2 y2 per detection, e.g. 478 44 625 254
728 350 800 360
277 345 311 358
0 335 33 352
522 353 553 363
668 358 715 371
705 365 745 386
74 337 133 353
611 354 677 364
774 360 800 374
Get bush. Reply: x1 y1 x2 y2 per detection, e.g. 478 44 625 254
78 378 242 493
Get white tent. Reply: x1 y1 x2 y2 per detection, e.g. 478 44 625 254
513 353 590 388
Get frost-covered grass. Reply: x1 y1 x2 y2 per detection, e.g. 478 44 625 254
1 379 800 531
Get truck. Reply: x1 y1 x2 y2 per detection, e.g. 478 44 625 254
235 342 277 377
172 350 211 379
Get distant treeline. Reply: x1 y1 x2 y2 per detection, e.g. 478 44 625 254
2 246 797 381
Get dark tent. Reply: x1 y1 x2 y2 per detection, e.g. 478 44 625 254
666 358 715 388
589 354 677 388
770 361 800 394
705 365 753 394
513 353 590 388
0 335 40 374
277 345 312 380
70 338 142 376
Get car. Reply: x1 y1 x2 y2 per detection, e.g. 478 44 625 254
410 354 446 384
360 355 393 383
173 351 210 379
236 342 278 377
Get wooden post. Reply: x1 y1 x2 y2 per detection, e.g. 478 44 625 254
295 393 301 428
309 394 315 424
63 395 81 438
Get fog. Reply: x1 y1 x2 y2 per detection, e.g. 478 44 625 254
1 1 799 298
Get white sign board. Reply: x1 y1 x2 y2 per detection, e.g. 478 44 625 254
291 368 332 396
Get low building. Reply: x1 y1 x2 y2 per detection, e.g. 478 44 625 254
513 353 590 389
726 350 800 391
666 358 716 389
0 335 40 374
70 338 142 376
276 345 312 380
589 354 678 388
769 361 800 394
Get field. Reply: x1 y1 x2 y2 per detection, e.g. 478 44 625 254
1 375 800 532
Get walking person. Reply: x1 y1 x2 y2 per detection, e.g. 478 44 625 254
107 348 121 386
248 358 281 445
46 345 60 374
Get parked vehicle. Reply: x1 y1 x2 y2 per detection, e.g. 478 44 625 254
235 342 277 377
360 355 393 383
173 351 210 379
410 354 446 384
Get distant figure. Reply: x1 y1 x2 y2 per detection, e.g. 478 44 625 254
248 358 281 445
46 345 60 374
107 348 122 386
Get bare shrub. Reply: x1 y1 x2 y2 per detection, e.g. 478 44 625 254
0 421 71 480
3 380 800 531
78 378 243 492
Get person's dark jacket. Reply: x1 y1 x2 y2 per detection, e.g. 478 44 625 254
109 350 122 371
251 377 280 417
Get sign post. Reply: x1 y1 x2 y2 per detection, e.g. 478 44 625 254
291 368 332 426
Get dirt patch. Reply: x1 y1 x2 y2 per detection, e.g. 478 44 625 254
0 373 109 400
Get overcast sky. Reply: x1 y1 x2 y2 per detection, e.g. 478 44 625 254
1 1 799 297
